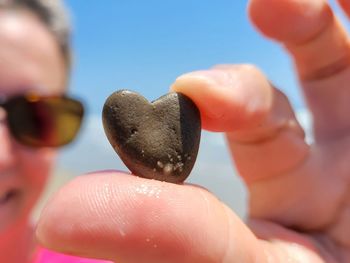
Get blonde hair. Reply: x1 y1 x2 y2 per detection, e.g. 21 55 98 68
0 0 72 69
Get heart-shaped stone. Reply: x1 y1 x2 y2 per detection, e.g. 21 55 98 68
102 90 201 183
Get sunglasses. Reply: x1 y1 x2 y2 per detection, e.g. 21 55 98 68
0 93 84 148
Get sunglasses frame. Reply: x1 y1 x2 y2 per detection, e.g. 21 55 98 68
0 92 85 148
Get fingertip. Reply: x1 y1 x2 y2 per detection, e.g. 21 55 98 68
338 0 350 17
171 65 273 132
171 70 228 120
35 171 243 263
248 0 332 44
35 171 133 255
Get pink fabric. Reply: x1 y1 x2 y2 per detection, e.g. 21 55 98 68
33 247 112 263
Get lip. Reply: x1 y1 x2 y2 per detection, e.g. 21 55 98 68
0 171 23 232
0 189 20 205
0 190 21 230
0 173 21 198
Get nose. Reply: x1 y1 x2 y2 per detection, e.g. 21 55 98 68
0 108 14 168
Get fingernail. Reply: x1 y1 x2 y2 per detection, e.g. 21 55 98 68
174 70 232 87
171 70 237 119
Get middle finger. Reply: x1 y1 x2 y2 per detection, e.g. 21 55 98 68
249 0 350 141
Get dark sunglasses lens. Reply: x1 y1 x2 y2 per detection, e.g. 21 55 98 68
6 96 84 147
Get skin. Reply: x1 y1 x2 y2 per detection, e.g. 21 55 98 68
0 9 65 263
36 0 350 262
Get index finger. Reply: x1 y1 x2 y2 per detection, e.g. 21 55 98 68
338 0 350 19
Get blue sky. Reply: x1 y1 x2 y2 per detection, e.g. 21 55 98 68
64 1 350 115
64 1 307 115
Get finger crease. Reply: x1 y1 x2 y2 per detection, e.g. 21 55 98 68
232 119 304 145
301 50 350 81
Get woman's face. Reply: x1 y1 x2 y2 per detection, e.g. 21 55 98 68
0 10 66 235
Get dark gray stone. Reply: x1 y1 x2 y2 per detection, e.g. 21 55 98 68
102 90 201 183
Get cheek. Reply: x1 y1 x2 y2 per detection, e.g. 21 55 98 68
19 149 56 193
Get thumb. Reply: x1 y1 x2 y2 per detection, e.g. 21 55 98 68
36 171 265 263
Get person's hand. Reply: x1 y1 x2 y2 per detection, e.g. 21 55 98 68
36 0 350 262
